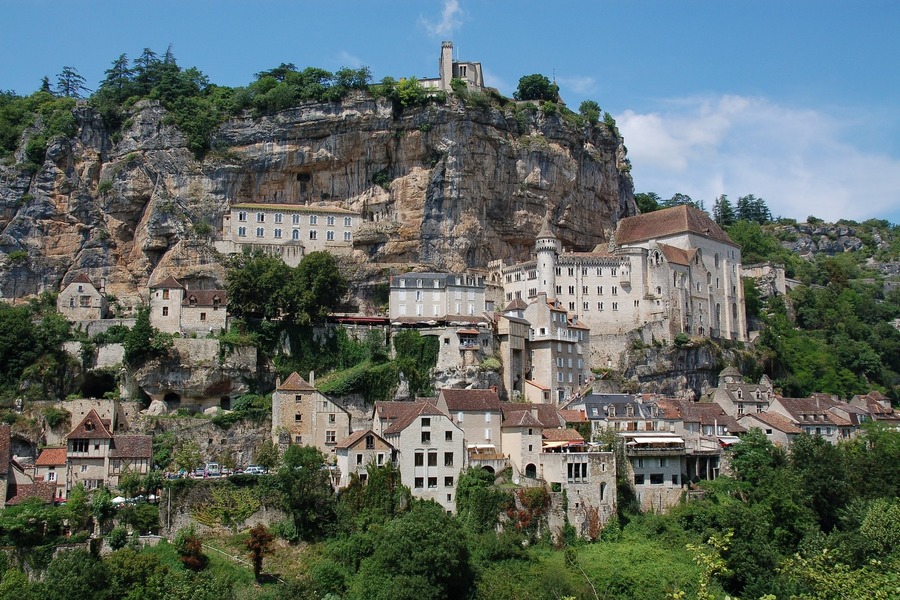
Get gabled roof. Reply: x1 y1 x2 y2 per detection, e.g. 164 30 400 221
656 243 696 266
6 481 56 505
658 399 747 433
742 411 802 434
542 428 584 443
35 447 67 466
278 372 316 392
182 290 227 307
439 388 501 412
109 435 152 458
503 298 528 312
150 275 184 289
0 424 9 477
383 402 447 435
335 429 392 450
500 403 563 428
559 409 588 423
68 409 112 439
501 410 543 429
68 273 97 286
616 205 737 247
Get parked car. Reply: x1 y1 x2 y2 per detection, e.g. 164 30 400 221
244 465 266 475
205 462 222 477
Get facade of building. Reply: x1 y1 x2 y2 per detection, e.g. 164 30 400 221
149 276 228 335
492 206 747 367
738 411 802 447
271 372 352 458
217 203 360 267
33 447 67 500
702 367 774 418
334 430 394 488
389 272 486 321
621 432 688 513
57 274 108 321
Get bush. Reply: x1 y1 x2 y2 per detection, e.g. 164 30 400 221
674 332 690 347
107 525 128 550
43 406 70 428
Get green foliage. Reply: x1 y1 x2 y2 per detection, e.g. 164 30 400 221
393 329 439 397
173 440 203 472
107 525 128 550
674 332 691 347
578 99 601 124
634 192 661 214
394 77 427 108
277 445 336 541
212 393 270 428
123 307 172 367
455 467 511 533
193 484 261 531
514 74 559 102
0 302 73 399
43 405 70 428
174 525 208 571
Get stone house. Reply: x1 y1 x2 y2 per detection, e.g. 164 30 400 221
578 393 658 434
389 272 487 321
149 275 227 335
57 273 108 321
375 400 465 513
494 300 530 399
738 411 802 447
334 430 394 488
271 372 351 458
420 40 485 92
621 432 688 513
768 396 855 443
107 435 153 488
33 447 67 501
493 206 748 367
850 391 900 428
702 367 774 418
216 202 360 267
435 388 506 472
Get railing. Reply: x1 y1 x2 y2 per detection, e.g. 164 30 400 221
625 446 686 456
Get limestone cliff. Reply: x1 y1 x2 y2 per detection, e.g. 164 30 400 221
0 93 635 308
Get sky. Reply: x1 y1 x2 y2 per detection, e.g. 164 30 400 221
2 0 899 224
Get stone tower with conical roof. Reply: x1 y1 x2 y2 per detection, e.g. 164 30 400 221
535 215 560 297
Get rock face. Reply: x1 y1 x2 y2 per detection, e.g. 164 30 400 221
0 94 635 307
622 342 753 398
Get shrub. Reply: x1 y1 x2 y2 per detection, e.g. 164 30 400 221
674 332 691 347
98 179 113 195
43 406 70 428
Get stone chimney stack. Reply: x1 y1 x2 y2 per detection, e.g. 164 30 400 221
309 371 315 387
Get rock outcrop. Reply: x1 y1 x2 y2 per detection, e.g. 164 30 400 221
0 93 635 308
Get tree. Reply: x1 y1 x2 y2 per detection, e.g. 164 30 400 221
174 525 207 571
455 467 510 533
99 54 133 93
254 439 280 471
277 445 336 541
245 523 275 579
40 549 108 600
394 77 426 107
712 194 736 227
578 100 601 124
173 440 203 473
55 66 89 99
39 76 52 94
514 74 559 102
735 194 771 224
123 307 172 367
634 192 661 214
290 251 348 324
226 250 292 321
255 62 298 82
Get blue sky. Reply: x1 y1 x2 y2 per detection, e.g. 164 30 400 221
2 0 899 223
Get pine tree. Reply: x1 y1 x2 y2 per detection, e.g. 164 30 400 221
55 66 89 98
713 194 736 226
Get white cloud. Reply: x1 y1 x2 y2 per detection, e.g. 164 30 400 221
336 51 363 69
617 95 900 222
555 75 597 97
419 0 464 37
481 68 510 95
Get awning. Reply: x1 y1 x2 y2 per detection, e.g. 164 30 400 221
542 441 569 449
457 329 480 335
467 444 496 450
718 436 741 446
626 436 685 445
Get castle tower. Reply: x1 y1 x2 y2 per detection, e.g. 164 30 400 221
439 41 454 90
535 216 560 297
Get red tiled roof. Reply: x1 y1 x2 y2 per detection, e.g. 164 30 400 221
658 399 747 433
656 243 696 266
150 275 184 289
335 430 392 450
440 388 501 412
501 403 563 428
559 409 588 423
503 298 528 312
278 372 316 392
6 481 56 506
109 435 152 458
182 290 227 307
501 410 543 428
542 428 584 443
525 380 550 391
68 273 96 286
616 205 736 247
35 447 67 466
743 411 802 434
0 424 9 477
775 396 848 426
68 409 112 439
383 402 447 435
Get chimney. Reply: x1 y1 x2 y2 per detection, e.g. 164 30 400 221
309 371 315 387
275 377 281 388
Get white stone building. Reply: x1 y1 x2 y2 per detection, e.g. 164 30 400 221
57 273 108 321
492 206 747 367
334 430 394 488
420 41 485 92
216 202 360 267
389 272 486 321
271 372 352 458
148 276 228 335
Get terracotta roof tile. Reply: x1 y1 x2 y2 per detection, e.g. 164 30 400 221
68 409 112 439
616 205 736 247
278 372 316 392
542 428 584 443
501 403 563 428
68 273 96 286
6 481 56 505
383 402 447 435
182 290 227 307
150 275 184 289
500 410 543 428
35 447 67 466
109 435 152 458
503 298 528 312
559 409 588 423
439 388 501 412
742 411 802 434
656 243 696 266
335 430 392 450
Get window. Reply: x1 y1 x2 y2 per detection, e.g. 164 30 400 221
161 306 169 317
568 286 575 295
256 227 264 238
377 453 384 465
427 452 437 467
325 430 336 444
444 452 454 467
295 435 302 444
344 231 352 241
414 477 424 488
294 413 302 422
444 476 454 487
274 213 283 224
200 312 206 321
421 418 431 427
582 285 589 294
327 215 335 226
292 229 299 240
659 457 667 467
47 471 56 482
445 430 453 441
326 230 334 241
634 474 645 485
329 413 336 423
162 289 170 300
310 215 318 225
344 216 352 227
81 464 88 472
238 227 247 237
650 474 664 485
238 211 247 222
612 286 618 295
414 452 424 466
274 228 282 238
672 474 679 485
292 214 300 225
598 302 603 310
427 477 437 488
421 431 431 444
612 302 618 311
309 230 317 240
256 213 265 223
366 435 374 449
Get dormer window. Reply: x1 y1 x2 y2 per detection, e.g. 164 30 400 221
737 390 743 399
189 296 197 306
85 421 94 432
213 296 220 308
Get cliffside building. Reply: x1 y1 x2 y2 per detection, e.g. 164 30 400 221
420 41 485 92
149 276 228 335
271 372 352 457
492 206 747 367
217 202 360 267
57 274 108 321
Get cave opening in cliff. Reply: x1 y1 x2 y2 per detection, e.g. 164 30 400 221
164 392 181 407
220 396 231 410
80 372 117 400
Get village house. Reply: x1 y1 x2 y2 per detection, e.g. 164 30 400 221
850 391 900 428
577 393 658 433
493 299 530 399
334 430 394 488
57 273 108 321
270 372 352 458
738 411 802 447
621 432 688 513
33 447 67 501
149 276 227 335
492 206 747 368
768 396 856 443
702 366 774 418
374 400 465 513
216 202 360 267
435 388 506 472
